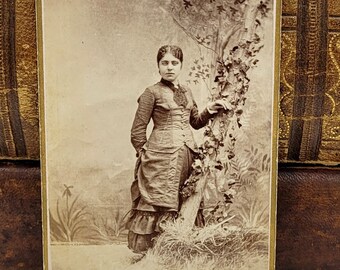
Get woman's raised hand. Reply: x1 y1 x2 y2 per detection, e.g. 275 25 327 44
207 99 229 114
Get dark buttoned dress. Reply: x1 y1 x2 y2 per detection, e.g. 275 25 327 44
126 80 213 253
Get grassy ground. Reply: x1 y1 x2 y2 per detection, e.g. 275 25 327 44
50 221 269 270
134 221 269 270
51 243 267 270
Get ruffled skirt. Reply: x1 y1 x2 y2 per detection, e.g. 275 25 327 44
125 146 204 254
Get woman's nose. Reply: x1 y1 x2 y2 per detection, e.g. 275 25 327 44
167 64 173 70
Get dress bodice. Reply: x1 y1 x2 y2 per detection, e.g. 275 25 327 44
131 81 213 154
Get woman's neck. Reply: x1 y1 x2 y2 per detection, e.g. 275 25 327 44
161 78 179 87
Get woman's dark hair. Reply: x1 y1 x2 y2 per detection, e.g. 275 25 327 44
157 45 183 64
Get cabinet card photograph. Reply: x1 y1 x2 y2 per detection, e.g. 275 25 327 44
38 0 280 269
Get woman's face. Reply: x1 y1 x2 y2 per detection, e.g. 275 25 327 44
158 52 182 83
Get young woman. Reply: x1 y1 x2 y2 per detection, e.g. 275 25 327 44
126 45 225 254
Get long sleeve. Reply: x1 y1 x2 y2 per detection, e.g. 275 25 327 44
190 101 214 130
131 88 155 153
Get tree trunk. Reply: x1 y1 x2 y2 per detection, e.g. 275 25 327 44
179 174 209 228
178 0 261 229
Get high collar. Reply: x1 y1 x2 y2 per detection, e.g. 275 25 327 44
160 78 183 91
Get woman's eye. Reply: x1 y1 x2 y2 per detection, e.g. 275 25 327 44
172 61 179 65
161 61 169 65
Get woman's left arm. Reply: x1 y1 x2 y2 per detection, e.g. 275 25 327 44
190 102 214 130
190 100 227 130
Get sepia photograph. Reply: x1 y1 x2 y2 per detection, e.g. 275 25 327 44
38 0 280 269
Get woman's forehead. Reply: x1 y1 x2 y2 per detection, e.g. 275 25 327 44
160 53 181 61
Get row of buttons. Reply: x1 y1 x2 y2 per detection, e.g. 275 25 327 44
179 108 188 145
181 110 185 130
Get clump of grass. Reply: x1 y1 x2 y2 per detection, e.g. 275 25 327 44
141 220 268 270
230 196 269 230
49 185 90 242
91 209 127 243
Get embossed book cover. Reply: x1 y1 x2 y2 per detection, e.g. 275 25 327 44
38 0 280 269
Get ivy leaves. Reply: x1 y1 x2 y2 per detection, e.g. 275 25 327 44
216 5 226 14
181 0 239 16
183 0 193 10
258 1 270 17
187 57 214 85
195 34 213 47
177 0 272 224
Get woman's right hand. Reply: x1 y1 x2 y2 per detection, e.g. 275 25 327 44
136 147 145 158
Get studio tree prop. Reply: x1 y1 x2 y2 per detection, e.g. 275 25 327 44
166 0 271 228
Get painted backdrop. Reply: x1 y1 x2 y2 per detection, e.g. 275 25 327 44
42 0 277 269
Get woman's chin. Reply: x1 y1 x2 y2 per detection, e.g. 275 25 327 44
163 76 176 82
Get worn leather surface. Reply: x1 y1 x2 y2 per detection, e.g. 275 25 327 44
276 167 340 270
0 163 42 270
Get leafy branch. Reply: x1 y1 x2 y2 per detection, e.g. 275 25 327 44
177 0 272 227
